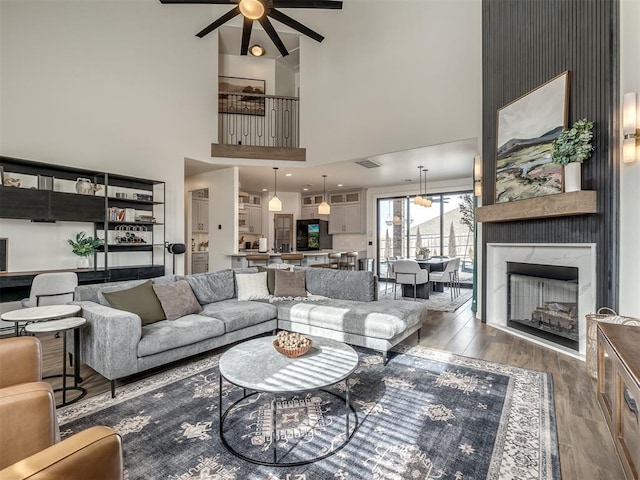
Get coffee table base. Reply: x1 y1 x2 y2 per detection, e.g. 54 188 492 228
219 377 358 467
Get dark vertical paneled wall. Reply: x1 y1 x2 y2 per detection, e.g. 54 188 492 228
481 0 619 318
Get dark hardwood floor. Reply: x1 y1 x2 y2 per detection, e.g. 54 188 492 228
29 300 624 479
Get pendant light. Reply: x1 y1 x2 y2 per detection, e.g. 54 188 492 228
422 168 432 207
414 166 423 205
268 167 282 212
318 175 331 215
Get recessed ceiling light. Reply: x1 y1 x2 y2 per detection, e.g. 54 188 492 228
303 187 309 191
337 184 343 187
285 173 292 177
261 188 268 192
249 44 265 57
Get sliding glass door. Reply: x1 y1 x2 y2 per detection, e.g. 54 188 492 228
376 192 474 283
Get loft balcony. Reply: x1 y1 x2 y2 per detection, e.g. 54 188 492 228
211 92 305 162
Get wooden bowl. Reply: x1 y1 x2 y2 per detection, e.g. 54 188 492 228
273 339 312 358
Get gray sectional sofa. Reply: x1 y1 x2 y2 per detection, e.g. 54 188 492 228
73 267 427 397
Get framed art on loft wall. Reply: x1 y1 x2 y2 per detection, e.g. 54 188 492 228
218 76 266 116
495 71 570 203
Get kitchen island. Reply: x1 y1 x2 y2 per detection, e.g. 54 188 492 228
228 250 368 269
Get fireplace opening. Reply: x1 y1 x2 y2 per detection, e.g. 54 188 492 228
507 262 579 351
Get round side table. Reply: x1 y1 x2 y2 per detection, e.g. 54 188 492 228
1 304 81 337
25 317 87 407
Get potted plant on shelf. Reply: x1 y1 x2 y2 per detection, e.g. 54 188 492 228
416 247 431 260
551 118 594 193
68 232 103 269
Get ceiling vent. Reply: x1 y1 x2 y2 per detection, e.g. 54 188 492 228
355 159 382 169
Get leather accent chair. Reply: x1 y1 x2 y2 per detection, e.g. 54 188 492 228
0 337 124 480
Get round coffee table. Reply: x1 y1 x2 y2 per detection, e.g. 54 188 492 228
25 317 87 407
1 304 81 337
218 335 359 466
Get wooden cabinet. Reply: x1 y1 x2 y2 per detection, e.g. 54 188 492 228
598 323 640 479
328 190 365 234
300 194 328 220
0 156 166 277
191 252 208 274
192 199 209 233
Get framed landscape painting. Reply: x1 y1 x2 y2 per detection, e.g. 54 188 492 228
495 71 570 203
218 76 266 116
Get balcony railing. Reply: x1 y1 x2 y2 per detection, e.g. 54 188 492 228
218 92 299 148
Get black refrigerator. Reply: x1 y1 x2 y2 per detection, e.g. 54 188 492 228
296 219 332 251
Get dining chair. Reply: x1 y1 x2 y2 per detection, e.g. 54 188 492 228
384 257 396 294
393 260 429 301
429 258 459 300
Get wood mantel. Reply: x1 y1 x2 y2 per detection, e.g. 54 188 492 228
211 144 306 162
476 191 597 223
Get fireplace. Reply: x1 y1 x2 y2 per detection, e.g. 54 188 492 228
507 262 579 351
485 243 596 357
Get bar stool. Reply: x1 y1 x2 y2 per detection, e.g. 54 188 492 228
339 252 358 270
280 253 304 266
327 253 341 269
246 253 270 267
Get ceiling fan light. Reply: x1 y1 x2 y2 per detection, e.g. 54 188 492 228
239 0 265 20
318 201 330 215
249 44 265 57
268 194 282 212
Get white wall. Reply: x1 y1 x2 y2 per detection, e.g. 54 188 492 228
275 61 297 97
185 167 238 272
296 0 481 165
619 0 640 317
0 1 220 276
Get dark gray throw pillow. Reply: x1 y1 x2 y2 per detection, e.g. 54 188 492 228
256 266 276 294
152 280 203 320
274 270 307 298
102 280 166 325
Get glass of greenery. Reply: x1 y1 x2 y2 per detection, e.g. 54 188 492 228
68 232 103 268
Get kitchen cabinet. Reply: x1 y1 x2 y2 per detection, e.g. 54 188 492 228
191 252 208 274
238 192 262 234
192 199 208 233
328 190 365 234
301 194 329 220
247 205 262 234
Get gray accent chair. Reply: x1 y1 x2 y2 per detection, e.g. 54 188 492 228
21 272 78 308
429 257 459 300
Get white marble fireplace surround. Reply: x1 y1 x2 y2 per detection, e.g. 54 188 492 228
486 243 597 359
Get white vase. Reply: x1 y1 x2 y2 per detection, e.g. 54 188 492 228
564 163 582 193
77 256 90 269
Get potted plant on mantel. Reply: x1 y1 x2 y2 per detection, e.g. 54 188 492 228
551 118 594 193
68 232 103 269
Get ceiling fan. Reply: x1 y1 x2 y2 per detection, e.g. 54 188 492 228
159 0 343 57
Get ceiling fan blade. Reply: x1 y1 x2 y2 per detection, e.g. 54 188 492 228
160 0 237 4
196 6 240 38
258 16 289 57
272 0 342 9
240 16 253 55
269 9 324 43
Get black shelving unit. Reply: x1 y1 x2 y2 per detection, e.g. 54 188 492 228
0 156 166 300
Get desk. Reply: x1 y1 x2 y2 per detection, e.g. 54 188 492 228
25 317 87 407
1 304 81 336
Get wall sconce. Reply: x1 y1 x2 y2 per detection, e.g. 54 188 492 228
473 154 483 196
623 92 639 163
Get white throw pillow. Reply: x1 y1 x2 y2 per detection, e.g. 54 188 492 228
235 272 270 301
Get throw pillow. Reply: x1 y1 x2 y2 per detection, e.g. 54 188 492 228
152 280 203 320
185 270 235 304
235 272 270 301
256 265 293 294
102 280 166 326
274 269 307 298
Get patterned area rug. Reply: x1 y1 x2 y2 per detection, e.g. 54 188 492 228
379 286 473 312
58 344 560 479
